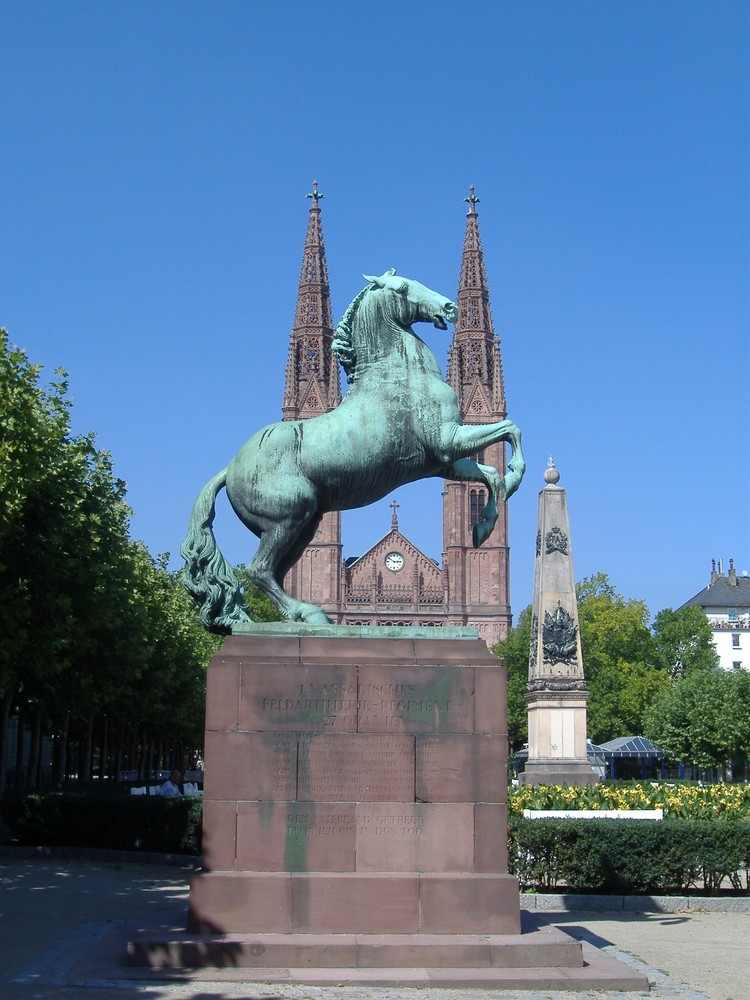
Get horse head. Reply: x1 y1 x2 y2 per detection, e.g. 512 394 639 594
333 269 458 383
362 269 458 331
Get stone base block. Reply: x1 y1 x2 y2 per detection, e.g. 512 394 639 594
520 759 600 786
131 919 577 970
187 870 521 935
127 914 649 992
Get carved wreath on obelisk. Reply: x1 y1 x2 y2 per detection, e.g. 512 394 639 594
542 603 578 665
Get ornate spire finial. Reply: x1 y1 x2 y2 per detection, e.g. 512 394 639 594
465 185 480 217
544 456 561 486
306 179 324 206
390 498 400 530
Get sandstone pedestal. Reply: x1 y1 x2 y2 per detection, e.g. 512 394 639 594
127 625 646 991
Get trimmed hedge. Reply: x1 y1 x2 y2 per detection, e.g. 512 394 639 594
1 791 202 855
5 793 750 897
509 816 750 895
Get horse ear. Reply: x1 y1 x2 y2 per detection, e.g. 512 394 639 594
385 267 397 276
362 273 383 287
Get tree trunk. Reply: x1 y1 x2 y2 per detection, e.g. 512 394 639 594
100 716 109 781
80 715 94 782
25 709 42 787
136 731 146 781
52 713 70 784
0 690 15 798
15 709 25 790
147 735 155 780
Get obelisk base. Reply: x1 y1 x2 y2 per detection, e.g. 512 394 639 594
521 688 599 786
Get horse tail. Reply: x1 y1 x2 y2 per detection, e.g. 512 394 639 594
180 467 251 634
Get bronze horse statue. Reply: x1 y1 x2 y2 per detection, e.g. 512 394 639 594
181 269 525 632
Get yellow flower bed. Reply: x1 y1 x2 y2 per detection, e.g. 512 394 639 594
509 782 750 820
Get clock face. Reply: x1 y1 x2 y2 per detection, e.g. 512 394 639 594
385 552 404 572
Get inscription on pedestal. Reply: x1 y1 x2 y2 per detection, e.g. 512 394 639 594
236 801 357 871
236 665 474 735
298 734 413 801
358 811 424 838
270 733 298 796
240 666 359 732
355 802 475 872
358 667 474 733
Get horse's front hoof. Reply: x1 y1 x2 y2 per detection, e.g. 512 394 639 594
501 473 522 501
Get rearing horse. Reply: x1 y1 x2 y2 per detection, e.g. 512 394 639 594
181 269 525 632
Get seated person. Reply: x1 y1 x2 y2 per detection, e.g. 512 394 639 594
158 770 183 796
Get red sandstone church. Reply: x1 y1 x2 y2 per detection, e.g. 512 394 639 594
282 184 514 648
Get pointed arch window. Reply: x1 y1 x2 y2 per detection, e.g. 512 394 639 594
469 488 486 528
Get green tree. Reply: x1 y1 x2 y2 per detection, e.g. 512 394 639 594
644 668 750 770
28 440 138 782
651 605 718 677
492 606 531 750
0 329 221 788
110 548 221 769
575 574 667 744
0 331 87 788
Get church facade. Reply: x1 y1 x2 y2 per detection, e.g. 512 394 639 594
283 183 513 648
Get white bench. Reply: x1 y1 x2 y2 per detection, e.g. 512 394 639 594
523 809 663 821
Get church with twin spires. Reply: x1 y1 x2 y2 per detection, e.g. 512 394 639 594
281 183 514 648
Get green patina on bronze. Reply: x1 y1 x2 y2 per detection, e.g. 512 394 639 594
389 667 462 732
181 269 525 633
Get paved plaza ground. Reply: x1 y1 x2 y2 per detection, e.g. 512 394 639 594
1 854 747 1000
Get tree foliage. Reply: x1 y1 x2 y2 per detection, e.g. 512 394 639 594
644 668 750 769
651 605 718 677
0 330 220 790
576 574 668 744
498 570 746 768
492 606 531 750
496 574 723 751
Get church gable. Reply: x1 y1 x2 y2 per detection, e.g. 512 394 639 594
345 529 443 607
464 381 491 419
298 372 326 414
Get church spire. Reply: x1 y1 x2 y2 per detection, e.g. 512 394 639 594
281 182 343 616
282 180 340 420
442 189 512 647
447 186 506 417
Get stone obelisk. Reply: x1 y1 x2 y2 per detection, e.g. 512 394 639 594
520 459 598 785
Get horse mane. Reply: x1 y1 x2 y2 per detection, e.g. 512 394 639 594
332 283 373 383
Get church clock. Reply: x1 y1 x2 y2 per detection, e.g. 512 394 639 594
385 552 404 572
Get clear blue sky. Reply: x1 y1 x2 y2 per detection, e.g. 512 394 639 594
2 1 748 622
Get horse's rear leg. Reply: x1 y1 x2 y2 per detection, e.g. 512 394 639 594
439 420 525 502
248 521 331 625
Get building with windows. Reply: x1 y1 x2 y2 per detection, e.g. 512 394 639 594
281 184 515 647
680 559 750 671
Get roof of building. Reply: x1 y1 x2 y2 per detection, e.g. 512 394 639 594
598 735 663 758
680 562 750 612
